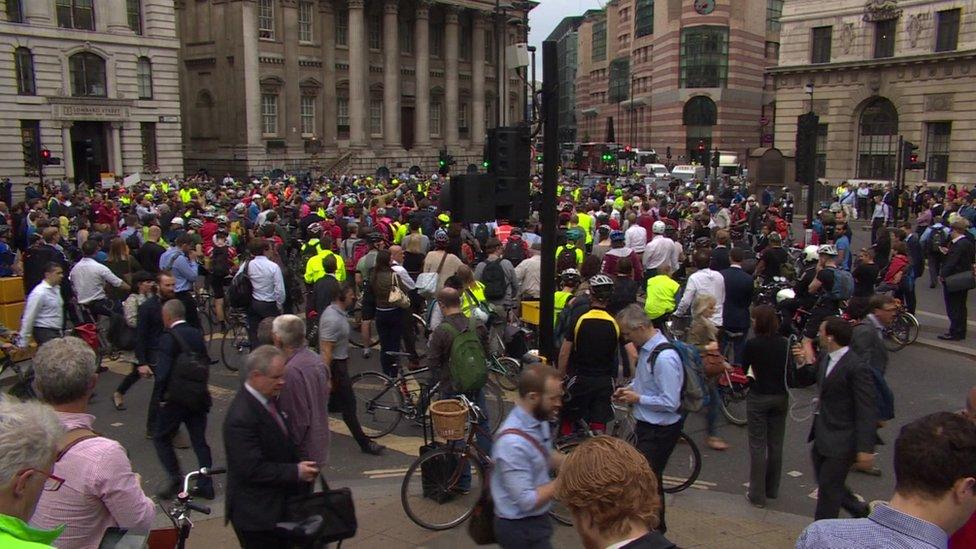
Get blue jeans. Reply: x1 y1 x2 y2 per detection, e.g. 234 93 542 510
706 381 721 437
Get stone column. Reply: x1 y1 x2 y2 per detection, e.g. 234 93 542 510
106 0 133 33
283 1 302 148
23 0 52 25
471 12 487 147
61 123 75 181
347 0 367 146
444 6 460 147
320 1 337 147
110 123 124 175
241 1 262 147
383 0 400 149
413 1 431 148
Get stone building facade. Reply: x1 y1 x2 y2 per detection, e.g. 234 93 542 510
0 0 183 189
770 0 976 186
573 0 781 165
177 0 531 176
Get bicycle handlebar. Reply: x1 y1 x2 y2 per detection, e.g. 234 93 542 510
181 466 226 496
186 502 211 515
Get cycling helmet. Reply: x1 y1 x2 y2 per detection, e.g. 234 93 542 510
308 222 322 234
216 214 228 224
802 245 820 263
652 220 667 234
609 230 625 243
828 202 842 213
775 287 796 304
433 229 449 243
366 231 386 244
560 268 581 286
588 274 615 300
817 244 838 257
565 227 584 241
188 218 204 229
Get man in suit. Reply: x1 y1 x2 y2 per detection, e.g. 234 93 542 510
136 271 176 437
224 345 319 548
720 247 753 365
153 299 215 499
792 317 877 520
939 218 975 341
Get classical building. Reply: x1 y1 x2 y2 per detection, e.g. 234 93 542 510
0 0 183 189
769 0 976 186
176 0 532 176
547 16 583 145
572 0 781 164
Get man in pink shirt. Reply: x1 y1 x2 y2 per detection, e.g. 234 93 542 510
30 337 155 548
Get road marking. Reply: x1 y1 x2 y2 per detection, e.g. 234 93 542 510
110 422 124 427
915 309 976 328
787 470 803 478
363 467 410 475
329 416 423 457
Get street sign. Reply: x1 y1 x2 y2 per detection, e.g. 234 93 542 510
761 133 773 144
759 116 770 126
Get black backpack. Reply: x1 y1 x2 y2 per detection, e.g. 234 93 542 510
125 230 141 253
474 223 491 247
556 246 579 272
929 226 948 252
227 260 253 309
481 258 507 301
502 240 527 267
163 329 211 413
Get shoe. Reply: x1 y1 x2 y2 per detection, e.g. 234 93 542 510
156 479 180 500
362 348 371 359
852 464 883 477
706 437 729 451
937 333 956 341
191 485 215 500
744 492 765 509
112 392 126 411
172 431 191 449
361 441 386 455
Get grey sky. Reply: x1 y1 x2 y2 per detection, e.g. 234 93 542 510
529 0 602 76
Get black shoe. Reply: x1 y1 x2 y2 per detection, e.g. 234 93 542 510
156 479 181 500
937 333 956 341
852 464 883 477
191 485 215 500
361 441 386 455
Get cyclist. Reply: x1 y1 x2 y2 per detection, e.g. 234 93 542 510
554 268 581 326
801 244 844 363
557 275 622 436
354 231 387 359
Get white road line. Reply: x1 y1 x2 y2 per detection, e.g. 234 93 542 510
363 467 410 475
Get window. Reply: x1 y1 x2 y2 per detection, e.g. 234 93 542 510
140 122 157 171
337 96 350 136
126 0 142 34
592 19 607 62
430 27 442 57
680 26 729 88
430 99 442 137
766 0 784 33
811 26 832 63
460 28 471 60
69 52 106 97
926 122 951 182
20 120 40 177
298 1 313 43
261 94 278 135
7 0 24 23
368 13 381 50
258 0 274 39
485 31 494 64
56 0 95 30
765 41 780 60
815 123 828 178
400 19 414 53
683 96 716 163
136 57 153 99
459 101 469 134
369 98 382 136
336 9 348 46
608 57 630 103
301 96 315 135
14 47 35 96
857 97 898 179
935 9 960 52
634 0 653 38
874 19 895 59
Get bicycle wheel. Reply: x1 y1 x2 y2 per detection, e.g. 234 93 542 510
401 448 484 530
481 381 505 434
662 432 702 494
220 321 249 372
490 356 521 392
350 372 404 438
348 304 380 349
548 439 585 526
718 377 749 426
884 312 918 352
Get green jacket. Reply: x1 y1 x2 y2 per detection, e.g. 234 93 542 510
0 514 62 548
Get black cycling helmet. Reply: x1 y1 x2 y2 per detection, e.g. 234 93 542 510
366 231 386 244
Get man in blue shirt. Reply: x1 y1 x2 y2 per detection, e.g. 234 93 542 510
158 233 201 328
613 304 684 534
491 364 566 549
797 411 976 549
835 221 852 271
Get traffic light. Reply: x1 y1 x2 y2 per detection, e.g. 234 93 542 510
39 148 60 166
903 141 925 170
711 149 720 169
83 139 94 162
666 146 672 159
437 148 449 175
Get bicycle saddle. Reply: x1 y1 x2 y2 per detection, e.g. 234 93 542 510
274 515 325 540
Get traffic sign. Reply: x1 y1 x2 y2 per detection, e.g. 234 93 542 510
759 116 770 126
761 133 773 144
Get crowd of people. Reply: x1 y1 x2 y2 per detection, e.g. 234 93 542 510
0 170 973 548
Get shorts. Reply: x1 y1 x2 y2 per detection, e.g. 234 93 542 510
208 274 228 299
360 287 376 321
803 303 838 339
562 374 614 426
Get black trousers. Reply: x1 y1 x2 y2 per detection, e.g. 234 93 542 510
494 514 552 549
944 287 969 339
870 217 885 244
33 327 63 346
929 254 943 287
634 418 684 534
811 446 865 520
152 401 213 489
330 358 372 450
174 291 201 329
247 300 280 347
232 524 290 549
746 393 788 505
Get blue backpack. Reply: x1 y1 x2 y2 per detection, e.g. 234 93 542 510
649 340 708 412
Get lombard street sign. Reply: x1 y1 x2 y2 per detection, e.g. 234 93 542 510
49 97 133 121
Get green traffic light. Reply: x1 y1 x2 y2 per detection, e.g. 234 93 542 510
482 161 489 168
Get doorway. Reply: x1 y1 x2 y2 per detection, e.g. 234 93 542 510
70 121 109 186
401 107 415 151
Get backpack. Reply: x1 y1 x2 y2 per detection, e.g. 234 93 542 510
439 315 488 393
163 329 211 413
351 241 370 270
125 231 141 253
481 259 507 301
649 340 707 413
210 245 232 278
474 223 491 247
227 260 253 308
929 226 948 251
502 239 527 267
827 267 854 301
556 246 579 272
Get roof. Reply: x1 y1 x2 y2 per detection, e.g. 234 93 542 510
545 16 584 42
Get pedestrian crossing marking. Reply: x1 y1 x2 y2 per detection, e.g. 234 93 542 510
328 416 422 457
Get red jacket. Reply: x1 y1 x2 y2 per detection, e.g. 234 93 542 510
951 512 976 548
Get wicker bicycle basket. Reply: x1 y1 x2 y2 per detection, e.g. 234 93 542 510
429 399 469 440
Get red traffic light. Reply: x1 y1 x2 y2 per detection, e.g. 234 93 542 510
910 153 919 163
624 145 632 153
40 148 51 160
697 142 705 152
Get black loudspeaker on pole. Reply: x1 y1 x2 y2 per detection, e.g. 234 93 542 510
796 112 819 222
539 41 559 360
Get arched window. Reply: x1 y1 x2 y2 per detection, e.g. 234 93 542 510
683 96 716 162
857 97 899 179
69 52 106 97
14 47 35 95
136 56 152 99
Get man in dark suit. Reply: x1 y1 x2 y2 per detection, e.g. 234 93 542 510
720 247 753 365
792 317 876 520
224 344 319 548
709 229 732 271
154 298 215 499
939 219 975 341
135 271 176 437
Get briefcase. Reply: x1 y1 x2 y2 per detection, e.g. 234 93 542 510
286 473 357 544
418 443 459 504
945 270 976 293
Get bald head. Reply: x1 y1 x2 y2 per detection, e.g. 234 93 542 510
389 245 404 264
147 225 162 241
436 287 461 314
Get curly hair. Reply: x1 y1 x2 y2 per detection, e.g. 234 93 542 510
555 436 661 535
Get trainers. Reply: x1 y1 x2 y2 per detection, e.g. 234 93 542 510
706 437 729 451
361 441 385 455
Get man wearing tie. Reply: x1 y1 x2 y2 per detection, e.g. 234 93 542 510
791 317 877 520
223 345 319 548
938 218 975 341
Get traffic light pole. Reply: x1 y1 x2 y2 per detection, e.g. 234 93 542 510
895 135 904 225
539 41 559 361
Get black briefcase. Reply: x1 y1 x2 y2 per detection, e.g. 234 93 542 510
286 473 357 544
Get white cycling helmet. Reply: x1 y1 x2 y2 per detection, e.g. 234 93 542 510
817 244 838 257
652 220 667 234
803 245 820 263
776 287 796 304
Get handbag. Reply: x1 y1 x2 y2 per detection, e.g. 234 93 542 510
416 251 449 298
944 270 976 293
286 473 357 544
388 273 411 309
702 349 728 377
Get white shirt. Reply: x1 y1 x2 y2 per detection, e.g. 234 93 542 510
20 280 64 340
825 346 849 378
391 262 416 291
244 381 270 407
69 257 124 304
243 255 285 306
674 268 725 327
643 235 673 270
514 254 541 298
624 224 648 254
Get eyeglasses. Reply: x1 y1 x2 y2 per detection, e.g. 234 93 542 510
25 469 64 491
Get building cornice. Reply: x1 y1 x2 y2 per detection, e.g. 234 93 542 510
767 49 976 75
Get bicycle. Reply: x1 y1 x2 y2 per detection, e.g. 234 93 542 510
0 346 35 400
346 301 427 356
155 466 226 549
219 308 251 372
609 402 702 494
193 288 216 336
882 303 919 352
716 330 750 427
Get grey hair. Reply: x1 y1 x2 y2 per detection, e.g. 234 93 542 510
33 336 97 405
272 314 306 349
0 398 63 486
615 304 652 331
242 345 285 382
162 298 185 320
